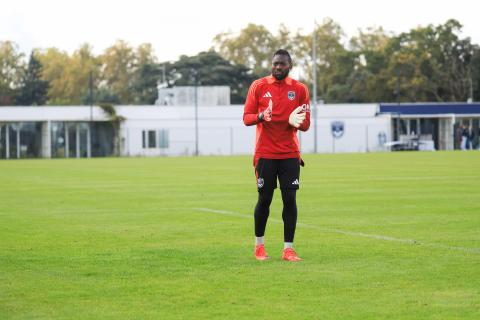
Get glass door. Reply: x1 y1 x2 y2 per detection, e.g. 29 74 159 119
51 122 66 158
8 123 19 159
473 119 479 149
0 124 5 158
79 123 90 158
66 123 77 158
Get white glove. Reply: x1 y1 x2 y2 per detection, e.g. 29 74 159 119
289 106 306 128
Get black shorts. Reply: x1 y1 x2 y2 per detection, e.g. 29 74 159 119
255 158 300 192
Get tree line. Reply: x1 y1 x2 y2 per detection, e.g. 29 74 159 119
0 40 255 105
1 18 479 106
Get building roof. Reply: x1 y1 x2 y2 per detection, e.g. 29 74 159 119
380 103 480 115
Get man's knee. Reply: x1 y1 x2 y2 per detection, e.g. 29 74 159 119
281 189 296 208
257 190 274 208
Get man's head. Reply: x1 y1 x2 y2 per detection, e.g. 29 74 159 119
271 49 292 81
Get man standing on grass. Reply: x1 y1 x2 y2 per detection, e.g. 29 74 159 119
243 49 311 261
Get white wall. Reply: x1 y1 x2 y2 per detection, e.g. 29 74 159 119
115 104 391 156
118 106 256 156
314 117 391 153
309 104 391 153
156 86 230 106
1 104 392 157
0 106 108 121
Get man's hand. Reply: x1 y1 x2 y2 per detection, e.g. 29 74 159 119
289 106 306 128
258 99 273 122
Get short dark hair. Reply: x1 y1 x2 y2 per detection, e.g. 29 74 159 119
273 49 292 64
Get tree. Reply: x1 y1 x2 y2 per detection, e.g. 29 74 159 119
435 20 477 102
296 18 355 102
168 50 255 104
69 44 100 105
131 43 161 105
0 41 24 105
100 40 136 104
383 19 476 102
347 27 392 102
35 47 71 105
5 20 478 106
213 23 278 77
471 46 480 101
98 103 125 156
16 51 49 106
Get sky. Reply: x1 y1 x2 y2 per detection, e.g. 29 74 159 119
1 0 479 62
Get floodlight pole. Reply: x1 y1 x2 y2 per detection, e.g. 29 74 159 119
89 71 93 121
88 71 93 158
195 83 198 156
312 21 318 153
192 69 199 156
395 68 401 104
162 64 166 84
468 76 473 103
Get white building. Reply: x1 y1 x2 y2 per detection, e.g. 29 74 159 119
1 103 479 159
155 86 230 106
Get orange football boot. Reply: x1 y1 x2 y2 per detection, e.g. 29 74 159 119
255 244 269 260
282 248 302 261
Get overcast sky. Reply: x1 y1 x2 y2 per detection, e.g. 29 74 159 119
1 0 478 62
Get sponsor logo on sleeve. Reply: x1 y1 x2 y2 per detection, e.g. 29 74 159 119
301 103 310 112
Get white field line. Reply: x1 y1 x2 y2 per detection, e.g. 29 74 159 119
193 208 480 255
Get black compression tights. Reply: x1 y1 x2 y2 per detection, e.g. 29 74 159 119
254 189 298 242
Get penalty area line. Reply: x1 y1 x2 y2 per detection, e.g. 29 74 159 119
193 207 480 255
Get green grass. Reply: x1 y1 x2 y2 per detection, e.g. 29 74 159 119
1 151 479 319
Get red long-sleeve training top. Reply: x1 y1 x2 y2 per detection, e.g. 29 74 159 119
243 75 310 163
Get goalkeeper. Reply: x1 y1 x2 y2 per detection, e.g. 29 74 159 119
243 49 311 262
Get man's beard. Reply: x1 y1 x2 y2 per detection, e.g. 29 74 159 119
273 70 289 80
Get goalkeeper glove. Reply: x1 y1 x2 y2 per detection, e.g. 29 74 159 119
289 106 306 128
258 99 272 122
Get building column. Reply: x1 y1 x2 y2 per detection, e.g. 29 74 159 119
16 126 20 159
5 124 9 159
440 116 454 150
41 121 51 158
87 124 91 158
448 116 455 150
65 123 69 158
76 123 80 158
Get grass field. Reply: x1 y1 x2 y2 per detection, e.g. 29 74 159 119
1 151 479 319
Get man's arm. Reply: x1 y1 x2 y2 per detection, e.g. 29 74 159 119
297 84 311 132
243 80 263 126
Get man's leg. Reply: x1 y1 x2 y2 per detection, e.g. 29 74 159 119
254 189 274 239
281 188 297 243
253 158 277 260
278 158 302 261
280 188 302 261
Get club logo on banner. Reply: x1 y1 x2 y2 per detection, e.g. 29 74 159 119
331 121 345 139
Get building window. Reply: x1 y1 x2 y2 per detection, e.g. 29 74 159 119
399 119 408 135
148 130 156 148
158 129 169 148
142 129 169 149
409 119 418 135
142 130 156 148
